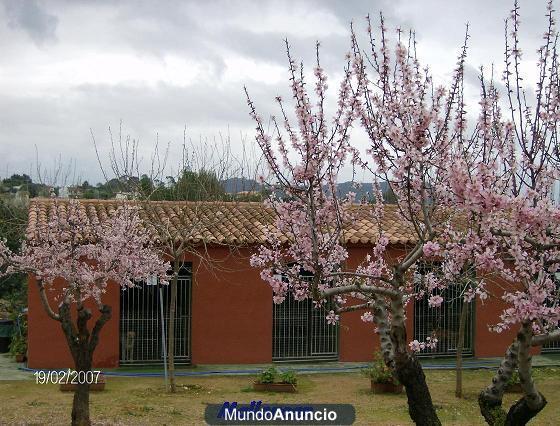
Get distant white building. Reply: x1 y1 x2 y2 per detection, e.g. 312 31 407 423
115 191 138 200
59 186 69 198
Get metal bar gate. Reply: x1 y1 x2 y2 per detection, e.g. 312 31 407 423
120 268 191 365
413 283 474 356
273 293 338 361
543 338 560 352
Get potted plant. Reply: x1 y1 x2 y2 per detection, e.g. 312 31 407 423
253 367 297 393
505 370 522 393
7 309 27 362
8 334 26 363
363 352 402 394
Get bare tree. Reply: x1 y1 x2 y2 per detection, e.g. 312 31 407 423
93 122 264 392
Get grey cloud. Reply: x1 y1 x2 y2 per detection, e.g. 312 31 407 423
0 0 555 182
0 78 279 182
462 63 510 98
2 0 58 44
72 81 263 128
90 0 402 72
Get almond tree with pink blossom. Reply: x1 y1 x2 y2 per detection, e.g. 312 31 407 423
0 199 169 426
246 17 473 423
247 1 560 422
439 2 560 424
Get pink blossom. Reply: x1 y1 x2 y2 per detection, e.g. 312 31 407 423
425 336 439 350
409 337 439 352
409 340 424 352
423 241 441 258
1 200 169 304
428 295 444 308
326 310 339 325
361 312 374 323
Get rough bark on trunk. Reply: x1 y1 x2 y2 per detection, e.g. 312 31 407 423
394 351 441 426
479 339 519 425
505 395 547 426
455 299 468 398
58 302 112 426
505 323 546 425
371 295 395 369
390 296 441 426
72 372 91 425
167 265 179 392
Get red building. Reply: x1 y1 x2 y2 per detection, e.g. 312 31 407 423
25 199 547 369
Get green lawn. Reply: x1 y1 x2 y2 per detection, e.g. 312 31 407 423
1 369 560 425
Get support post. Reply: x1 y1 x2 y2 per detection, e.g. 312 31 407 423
159 285 168 391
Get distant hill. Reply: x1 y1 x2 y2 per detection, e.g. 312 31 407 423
220 178 393 202
335 181 390 200
3 173 395 201
220 177 262 194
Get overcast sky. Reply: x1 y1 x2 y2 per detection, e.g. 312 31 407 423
0 0 550 184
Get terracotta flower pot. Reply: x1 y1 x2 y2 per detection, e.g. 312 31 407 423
371 380 403 394
253 382 297 393
15 354 25 363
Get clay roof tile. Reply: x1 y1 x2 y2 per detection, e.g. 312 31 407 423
26 198 417 246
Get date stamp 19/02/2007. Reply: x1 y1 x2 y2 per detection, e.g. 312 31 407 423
34 369 103 385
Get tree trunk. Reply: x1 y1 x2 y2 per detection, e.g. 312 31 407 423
390 296 441 426
167 265 179 392
72 371 91 425
455 299 468 398
505 323 546 425
58 303 112 426
505 394 547 426
371 295 395 369
71 336 93 426
394 351 441 425
479 339 519 425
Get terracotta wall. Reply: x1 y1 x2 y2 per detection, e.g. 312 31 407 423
339 246 415 361
27 274 120 369
474 275 541 358
27 245 533 369
189 247 273 364
27 247 273 369
340 246 530 360
338 302 378 361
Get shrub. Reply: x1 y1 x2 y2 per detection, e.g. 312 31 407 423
362 352 399 385
279 370 297 385
8 311 27 357
506 370 520 388
9 333 26 356
257 367 278 384
490 407 507 426
256 367 298 385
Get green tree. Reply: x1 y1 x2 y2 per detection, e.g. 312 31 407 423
0 200 28 304
174 169 225 201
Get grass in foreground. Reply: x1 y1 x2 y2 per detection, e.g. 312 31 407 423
1 369 560 425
